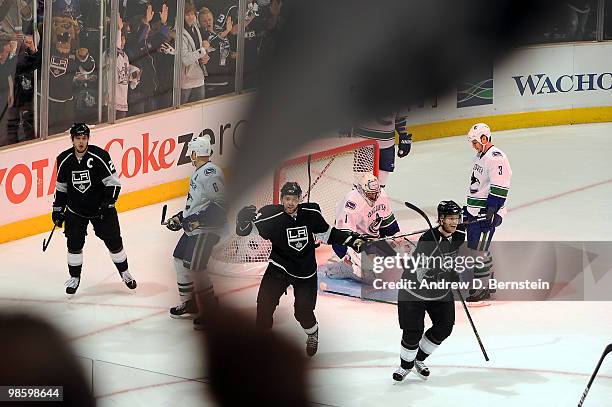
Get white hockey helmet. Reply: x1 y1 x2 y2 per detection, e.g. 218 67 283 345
355 173 381 206
188 134 212 157
467 123 492 146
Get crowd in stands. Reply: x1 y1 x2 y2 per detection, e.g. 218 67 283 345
0 0 290 147
1 0 610 148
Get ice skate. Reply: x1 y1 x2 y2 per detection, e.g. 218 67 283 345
392 367 411 382
65 276 80 295
120 270 137 290
414 360 430 380
169 299 198 319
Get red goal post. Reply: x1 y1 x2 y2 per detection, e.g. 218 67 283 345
211 137 379 268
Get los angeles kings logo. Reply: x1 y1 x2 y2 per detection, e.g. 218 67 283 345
287 226 308 251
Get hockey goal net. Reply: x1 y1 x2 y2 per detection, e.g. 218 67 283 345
211 138 379 269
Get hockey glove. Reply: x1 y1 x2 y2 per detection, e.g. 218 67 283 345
166 212 184 232
237 205 257 223
236 205 257 231
346 232 370 253
397 133 412 158
52 206 65 227
478 207 498 228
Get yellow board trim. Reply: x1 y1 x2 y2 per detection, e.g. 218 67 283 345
2 105 611 243
0 178 190 244
410 106 612 141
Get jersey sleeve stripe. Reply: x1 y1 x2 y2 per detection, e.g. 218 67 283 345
55 181 68 193
254 211 283 224
102 173 121 187
381 214 396 227
467 197 487 207
490 186 509 197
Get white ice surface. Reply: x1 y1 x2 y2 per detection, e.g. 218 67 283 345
1 123 611 406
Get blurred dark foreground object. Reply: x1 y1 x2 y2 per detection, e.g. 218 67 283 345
0 313 95 406
230 0 560 202
205 306 310 407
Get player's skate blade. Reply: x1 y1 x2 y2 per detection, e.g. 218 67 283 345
392 367 410 382
170 299 198 319
65 276 81 294
414 360 430 380
120 270 137 289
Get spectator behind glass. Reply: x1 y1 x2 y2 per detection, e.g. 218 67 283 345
258 0 285 64
47 14 95 135
0 313 95 407
198 6 233 98
8 33 40 143
125 1 159 116
52 0 82 27
0 0 33 40
567 1 593 41
125 1 174 116
0 38 16 147
181 1 208 104
113 15 140 120
150 1 174 110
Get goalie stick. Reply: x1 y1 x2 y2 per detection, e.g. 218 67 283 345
577 343 612 406
404 201 490 362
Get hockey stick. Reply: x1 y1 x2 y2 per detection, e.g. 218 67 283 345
404 201 490 362
161 204 168 225
367 217 486 244
42 224 57 252
577 343 612 407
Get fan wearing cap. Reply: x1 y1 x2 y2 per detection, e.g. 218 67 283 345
165 134 227 330
52 123 136 296
236 181 370 357
464 123 512 303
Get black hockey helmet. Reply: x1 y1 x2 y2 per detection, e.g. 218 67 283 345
437 200 461 219
70 123 90 139
280 182 302 198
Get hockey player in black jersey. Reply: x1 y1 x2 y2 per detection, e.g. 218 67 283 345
52 123 136 294
393 200 465 382
236 182 369 356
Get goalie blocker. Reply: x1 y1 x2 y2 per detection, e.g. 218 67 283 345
236 182 369 357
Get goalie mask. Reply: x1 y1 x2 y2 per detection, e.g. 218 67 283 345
355 173 381 206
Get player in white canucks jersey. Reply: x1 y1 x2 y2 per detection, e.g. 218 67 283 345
323 173 400 283
463 123 512 303
353 112 412 187
165 134 227 329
